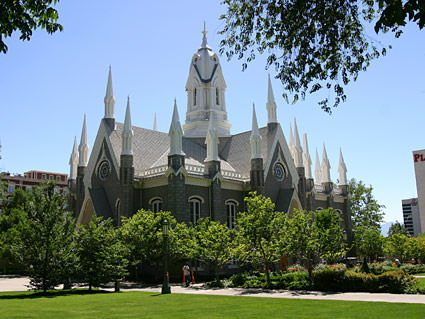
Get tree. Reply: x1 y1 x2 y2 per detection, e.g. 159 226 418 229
119 209 176 280
408 234 425 262
349 179 385 231
191 218 234 282
76 216 128 291
283 208 346 277
353 226 384 261
388 221 409 237
314 208 347 264
0 0 63 54
12 183 76 292
219 0 424 112
235 192 286 287
384 233 410 262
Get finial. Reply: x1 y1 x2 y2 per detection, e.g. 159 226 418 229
201 21 208 48
153 112 158 131
338 148 347 186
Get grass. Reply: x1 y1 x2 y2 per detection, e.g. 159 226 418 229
415 273 425 276
0 290 425 319
415 277 425 291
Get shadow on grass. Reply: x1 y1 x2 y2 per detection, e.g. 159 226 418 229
0 289 113 300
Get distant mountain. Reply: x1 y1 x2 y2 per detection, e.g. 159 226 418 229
381 221 395 237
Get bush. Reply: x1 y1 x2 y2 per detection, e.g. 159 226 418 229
343 270 415 293
400 263 425 275
313 267 346 291
269 272 309 290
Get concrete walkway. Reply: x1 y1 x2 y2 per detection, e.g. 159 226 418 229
1 276 425 304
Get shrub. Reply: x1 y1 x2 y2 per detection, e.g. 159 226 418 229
400 263 425 275
343 270 415 293
313 267 346 291
269 272 309 290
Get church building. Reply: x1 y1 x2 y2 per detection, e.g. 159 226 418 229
68 28 352 240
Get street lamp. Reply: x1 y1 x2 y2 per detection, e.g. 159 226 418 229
161 219 171 294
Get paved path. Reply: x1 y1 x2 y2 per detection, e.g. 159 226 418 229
1 276 425 304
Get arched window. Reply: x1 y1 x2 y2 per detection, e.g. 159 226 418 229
193 88 197 106
216 88 219 105
225 200 238 229
189 197 202 224
149 197 163 214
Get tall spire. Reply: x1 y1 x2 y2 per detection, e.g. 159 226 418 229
266 73 277 123
122 96 134 156
78 114 89 167
250 103 262 159
321 144 331 183
69 136 79 180
289 123 295 159
314 148 321 184
302 133 312 179
293 118 303 167
205 111 219 161
338 148 347 186
201 21 208 48
153 112 158 131
169 99 183 155
104 65 115 119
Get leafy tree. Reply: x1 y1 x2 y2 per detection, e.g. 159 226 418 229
235 192 286 287
283 208 345 277
353 226 384 261
408 234 425 262
314 208 347 264
0 0 63 54
384 233 410 262
119 209 176 280
12 183 76 292
388 221 409 237
191 218 234 282
219 0 424 112
349 179 385 231
76 216 128 291
0 188 29 273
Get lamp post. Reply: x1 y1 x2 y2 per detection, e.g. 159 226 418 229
161 219 171 294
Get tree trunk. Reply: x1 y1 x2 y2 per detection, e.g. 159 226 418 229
265 261 270 288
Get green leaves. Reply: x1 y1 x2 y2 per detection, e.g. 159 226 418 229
0 0 63 54
219 0 402 112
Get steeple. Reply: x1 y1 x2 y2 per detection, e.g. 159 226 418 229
321 144 331 183
104 65 115 119
314 148 321 184
153 112 158 131
183 25 230 137
289 123 295 159
293 118 303 167
169 99 183 156
266 73 277 123
338 148 348 186
69 136 79 180
302 133 312 179
205 112 219 161
78 114 89 167
250 103 262 159
122 96 134 156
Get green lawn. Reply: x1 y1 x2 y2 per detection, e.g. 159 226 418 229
0 291 425 319
415 277 425 291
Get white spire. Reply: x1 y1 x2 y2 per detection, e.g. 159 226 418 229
201 21 209 48
153 112 158 131
104 65 115 119
205 112 219 161
266 73 277 123
122 96 134 156
302 133 312 179
289 123 295 159
78 114 89 167
69 136 79 180
293 118 303 167
338 148 347 186
250 103 262 159
169 99 183 155
321 144 331 183
314 148 321 184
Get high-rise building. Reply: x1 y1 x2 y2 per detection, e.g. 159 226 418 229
402 198 421 236
413 149 425 234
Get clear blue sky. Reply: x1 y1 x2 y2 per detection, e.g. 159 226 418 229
0 1 424 223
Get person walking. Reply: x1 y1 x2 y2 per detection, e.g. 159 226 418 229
183 264 191 287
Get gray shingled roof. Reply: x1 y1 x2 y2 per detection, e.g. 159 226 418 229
109 123 277 179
